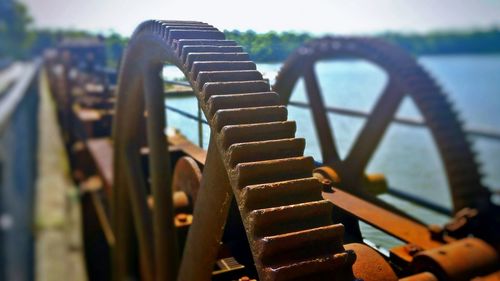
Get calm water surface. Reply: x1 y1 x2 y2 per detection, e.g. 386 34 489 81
164 54 500 248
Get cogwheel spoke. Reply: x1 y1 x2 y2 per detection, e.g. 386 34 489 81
343 78 403 180
273 37 490 212
274 37 489 215
124 148 155 281
303 65 341 164
113 168 137 280
143 65 179 280
177 135 233 281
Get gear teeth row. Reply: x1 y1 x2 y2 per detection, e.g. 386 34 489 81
139 21 354 281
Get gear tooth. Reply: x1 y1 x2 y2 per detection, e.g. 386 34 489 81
180 45 243 64
185 52 249 73
256 224 345 265
175 39 238 54
162 25 218 42
234 156 314 188
261 252 356 281
227 138 305 168
241 177 323 210
201 80 270 102
213 105 287 132
247 200 332 237
220 121 296 149
191 61 256 80
207 92 279 118
196 70 262 91
167 29 224 45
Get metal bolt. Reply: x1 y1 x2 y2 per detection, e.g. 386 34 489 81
428 224 444 241
177 213 188 223
406 244 423 256
321 179 334 193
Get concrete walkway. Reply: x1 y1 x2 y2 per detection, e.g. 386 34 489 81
34 70 87 281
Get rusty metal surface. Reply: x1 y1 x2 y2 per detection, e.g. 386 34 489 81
273 37 491 214
168 132 207 165
315 165 423 223
473 271 500 281
321 188 443 250
412 237 500 281
400 272 438 281
345 243 398 281
86 138 114 192
172 156 202 205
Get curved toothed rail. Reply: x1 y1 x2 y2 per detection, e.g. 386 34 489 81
112 20 355 281
273 36 491 215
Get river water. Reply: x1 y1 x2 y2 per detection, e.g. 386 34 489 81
164 54 500 249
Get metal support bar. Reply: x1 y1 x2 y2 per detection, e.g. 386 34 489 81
163 80 500 141
165 105 209 125
288 100 500 141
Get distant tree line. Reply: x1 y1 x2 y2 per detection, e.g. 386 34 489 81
225 28 500 62
2 0 500 64
224 30 313 62
380 29 500 55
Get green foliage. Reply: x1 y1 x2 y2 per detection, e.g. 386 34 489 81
225 28 500 62
225 30 313 62
0 0 33 58
380 28 500 55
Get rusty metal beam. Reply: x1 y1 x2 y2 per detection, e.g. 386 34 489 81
322 189 443 250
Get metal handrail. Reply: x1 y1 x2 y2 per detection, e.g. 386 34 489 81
163 79 500 141
0 59 13 72
0 60 41 133
288 100 500 141
165 104 209 125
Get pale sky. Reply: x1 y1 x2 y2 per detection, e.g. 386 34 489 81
20 0 500 36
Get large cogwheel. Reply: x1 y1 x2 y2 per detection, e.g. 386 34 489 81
273 37 491 214
112 21 355 281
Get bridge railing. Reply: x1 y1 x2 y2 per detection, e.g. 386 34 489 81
0 59 40 281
